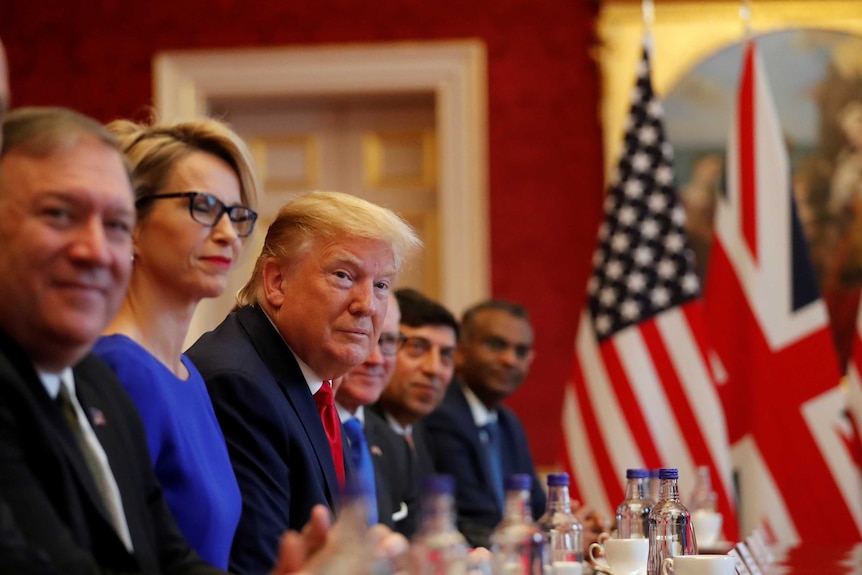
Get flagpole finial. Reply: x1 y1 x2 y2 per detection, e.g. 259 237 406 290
740 0 752 38
642 0 655 29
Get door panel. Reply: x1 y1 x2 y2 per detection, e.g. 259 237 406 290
185 94 439 347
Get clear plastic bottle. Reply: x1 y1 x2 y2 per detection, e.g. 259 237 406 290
687 465 717 513
616 468 653 539
648 468 661 503
319 479 394 575
412 474 469 575
646 468 697 575
536 472 583 573
491 474 545 575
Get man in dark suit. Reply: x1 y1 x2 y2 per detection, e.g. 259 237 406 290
0 106 224 574
422 300 546 548
372 288 459 481
187 191 421 574
335 294 419 537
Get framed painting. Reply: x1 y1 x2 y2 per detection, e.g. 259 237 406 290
598 0 862 366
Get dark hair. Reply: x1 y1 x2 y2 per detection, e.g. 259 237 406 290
394 288 459 340
461 299 531 341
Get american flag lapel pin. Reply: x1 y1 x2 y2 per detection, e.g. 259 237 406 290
88 407 106 426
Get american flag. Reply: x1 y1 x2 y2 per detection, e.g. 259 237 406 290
561 37 738 540
703 39 862 545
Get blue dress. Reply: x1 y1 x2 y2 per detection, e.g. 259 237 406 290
93 334 241 570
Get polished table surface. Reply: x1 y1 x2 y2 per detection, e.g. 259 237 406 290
766 543 861 574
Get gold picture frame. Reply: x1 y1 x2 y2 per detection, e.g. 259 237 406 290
598 0 862 178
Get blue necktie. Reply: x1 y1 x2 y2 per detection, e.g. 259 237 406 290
481 421 504 510
342 418 378 525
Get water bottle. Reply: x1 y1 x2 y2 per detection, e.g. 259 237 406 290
412 474 469 575
320 479 395 575
646 468 696 575
648 468 661 503
687 465 717 512
491 474 545 575
616 468 653 539
536 472 583 573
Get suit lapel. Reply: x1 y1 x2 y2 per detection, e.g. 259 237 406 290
6 352 117 533
238 306 342 509
449 384 500 500
72 359 144 556
364 415 393 525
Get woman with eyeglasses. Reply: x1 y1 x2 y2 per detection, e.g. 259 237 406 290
92 117 259 570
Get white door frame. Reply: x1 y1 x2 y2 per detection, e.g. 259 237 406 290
154 40 489 317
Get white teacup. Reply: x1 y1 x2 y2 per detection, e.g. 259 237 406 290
691 510 723 548
661 555 735 575
551 561 583 575
589 538 649 575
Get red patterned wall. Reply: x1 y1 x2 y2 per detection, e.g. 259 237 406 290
0 0 605 467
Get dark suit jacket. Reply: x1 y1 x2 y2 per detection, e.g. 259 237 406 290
0 496 61 575
0 330 222 575
363 409 419 538
422 380 547 548
186 305 351 575
366 402 435 482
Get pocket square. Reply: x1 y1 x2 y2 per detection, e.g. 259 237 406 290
392 501 408 522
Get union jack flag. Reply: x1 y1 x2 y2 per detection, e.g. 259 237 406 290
561 36 738 540
703 39 862 544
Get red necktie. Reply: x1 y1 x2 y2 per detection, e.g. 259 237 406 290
313 381 345 488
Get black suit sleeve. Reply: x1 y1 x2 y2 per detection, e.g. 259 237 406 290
0 496 62 575
0 352 224 575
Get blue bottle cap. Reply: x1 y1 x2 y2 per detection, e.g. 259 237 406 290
659 468 679 480
505 473 532 491
423 474 455 495
649 468 661 478
546 472 570 487
626 468 649 479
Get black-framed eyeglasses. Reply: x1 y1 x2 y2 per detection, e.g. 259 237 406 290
378 332 405 357
136 192 258 238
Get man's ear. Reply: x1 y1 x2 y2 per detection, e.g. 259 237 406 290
454 343 466 368
262 258 287 309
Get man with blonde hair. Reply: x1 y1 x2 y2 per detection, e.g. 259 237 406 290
187 190 421 575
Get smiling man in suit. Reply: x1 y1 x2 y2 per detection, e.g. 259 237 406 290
187 191 420 574
0 105 228 574
422 299 545 548
372 288 460 481
335 293 419 538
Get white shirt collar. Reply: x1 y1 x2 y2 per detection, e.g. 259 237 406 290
383 410 412 436
461 381 497 427
38 367 75 400
336 402 365 425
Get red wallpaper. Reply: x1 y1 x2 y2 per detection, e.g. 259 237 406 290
0 0 605 467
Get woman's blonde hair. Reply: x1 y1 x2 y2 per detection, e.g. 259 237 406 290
107 115 260 216
237 190 422 306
